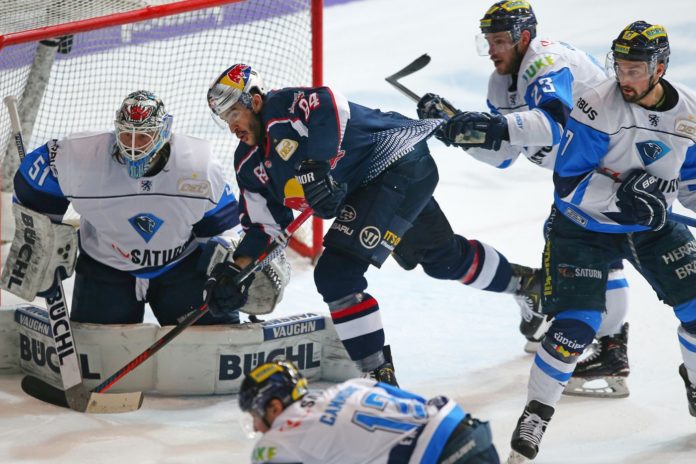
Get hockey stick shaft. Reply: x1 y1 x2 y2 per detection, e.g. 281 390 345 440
669 212 696 228
4 95 26 160
93 208 314 393
384 54 458 117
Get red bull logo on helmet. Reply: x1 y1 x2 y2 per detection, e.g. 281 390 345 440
221 64 250 91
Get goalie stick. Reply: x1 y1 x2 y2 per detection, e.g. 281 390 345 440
3 95 141 412
4 95 26 160
21 207 314 412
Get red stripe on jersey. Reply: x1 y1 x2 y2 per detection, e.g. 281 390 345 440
332 296 378 319
460 240 480 284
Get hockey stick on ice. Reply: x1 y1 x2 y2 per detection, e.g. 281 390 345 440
22 208 314 412
4 94 144 413
385 54 458 117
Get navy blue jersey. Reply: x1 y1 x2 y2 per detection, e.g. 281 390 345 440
234 86 441 259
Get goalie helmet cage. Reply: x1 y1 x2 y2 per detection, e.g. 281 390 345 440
0 0 324 260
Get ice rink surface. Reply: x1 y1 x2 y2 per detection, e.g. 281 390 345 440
2 0 696 462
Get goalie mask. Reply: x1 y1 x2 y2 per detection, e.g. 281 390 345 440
207 64 266 123
115 90 173 179
239 360 308 419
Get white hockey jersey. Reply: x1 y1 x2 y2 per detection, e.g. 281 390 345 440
14 131 239 278
467 37 607 170
250 378 470 464
554 78 696 232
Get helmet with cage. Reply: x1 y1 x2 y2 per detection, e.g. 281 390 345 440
207 64 266 121
114 90 172 179
238 360 308 418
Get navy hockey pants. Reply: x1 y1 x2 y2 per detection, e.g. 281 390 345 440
71 248 240 325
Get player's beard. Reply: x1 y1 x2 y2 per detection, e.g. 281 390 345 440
619 84 644 103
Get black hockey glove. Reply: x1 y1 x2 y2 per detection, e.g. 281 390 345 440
417 93 459 120
295 160 347 219
442 111 509 150
611 169 667 231
203 262 255 316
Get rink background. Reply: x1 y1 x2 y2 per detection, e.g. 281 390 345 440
2 0 696 462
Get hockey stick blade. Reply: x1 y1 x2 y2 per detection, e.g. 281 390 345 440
385 54 431 102
21 375 143 413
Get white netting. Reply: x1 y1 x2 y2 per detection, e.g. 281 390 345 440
0 0 320 254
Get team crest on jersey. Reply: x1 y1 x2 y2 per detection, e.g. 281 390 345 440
128 213 163 243
275 138 298 160
635 140 670 166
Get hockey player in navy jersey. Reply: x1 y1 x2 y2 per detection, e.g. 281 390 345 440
9 90 286 326
206 63 534 385
502 21 696 462
239 360 499 463
417 0 631 398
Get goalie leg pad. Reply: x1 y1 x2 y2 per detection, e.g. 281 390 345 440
1 203 77 300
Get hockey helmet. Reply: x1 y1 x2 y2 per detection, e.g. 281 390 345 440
208 64 266 121
239 360 308 418
114 90 172 179
479 1 537 42
611 21 670 74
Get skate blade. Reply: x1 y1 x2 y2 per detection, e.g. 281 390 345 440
563 376 629 398
523 340 540 354
507 449 532 464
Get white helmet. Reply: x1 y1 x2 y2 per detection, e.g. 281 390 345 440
114 90 173 179
207 64 266 120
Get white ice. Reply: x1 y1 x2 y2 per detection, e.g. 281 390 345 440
2 0 696 462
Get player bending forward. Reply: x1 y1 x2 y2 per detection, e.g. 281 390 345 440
239 360 500 463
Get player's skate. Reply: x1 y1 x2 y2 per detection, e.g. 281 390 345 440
508 400 554 463
511 264 550 353
678 364 696 417
366 345 399 386
564 323 629 398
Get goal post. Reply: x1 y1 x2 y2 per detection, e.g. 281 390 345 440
0 0 324 260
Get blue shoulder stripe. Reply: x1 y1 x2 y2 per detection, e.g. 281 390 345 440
17 143 65 197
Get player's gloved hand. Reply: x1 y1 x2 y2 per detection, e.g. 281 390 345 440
295 160 347 219
613 169 667 231
417 93 459 120
442 111 509 150
203 262 255 316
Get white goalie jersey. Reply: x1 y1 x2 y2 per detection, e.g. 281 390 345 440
14 130 239 279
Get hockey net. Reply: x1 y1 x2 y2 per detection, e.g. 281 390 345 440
0 0 324 259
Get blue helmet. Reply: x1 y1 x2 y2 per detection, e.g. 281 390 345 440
611 21 670 73
114 90 173 179
239 360 308 418
480 1 537 42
